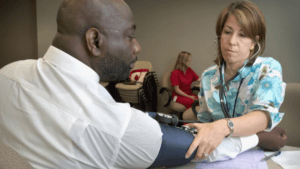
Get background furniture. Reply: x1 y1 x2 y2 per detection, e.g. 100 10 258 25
277 82 300 147
99 81 109 89
115 61 159 111
0 141 33 169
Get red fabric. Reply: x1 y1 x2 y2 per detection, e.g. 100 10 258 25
175 94 197 109
134 75 139 81
129 69 149 81
170 67 199 110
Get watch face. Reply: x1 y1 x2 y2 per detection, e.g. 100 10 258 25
228 121 234 128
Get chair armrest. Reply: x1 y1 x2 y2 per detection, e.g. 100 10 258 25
159 87 172 107
191 86 200 92
192 100 199 118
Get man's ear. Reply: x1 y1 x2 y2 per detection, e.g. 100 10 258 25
85 28 104 57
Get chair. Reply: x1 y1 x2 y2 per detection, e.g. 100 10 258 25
99 81 109 88
277 82 300 147
115 61 159 111
0 142 33 169
142 71 159 112
159 68 199 117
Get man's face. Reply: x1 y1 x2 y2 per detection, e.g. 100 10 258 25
96 4 141 82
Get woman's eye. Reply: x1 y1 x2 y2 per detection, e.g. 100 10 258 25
239 34 245 37
224 31 231 34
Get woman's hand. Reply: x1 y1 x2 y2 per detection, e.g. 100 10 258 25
184 119 229 160
257 127 287 151
187 95 198 100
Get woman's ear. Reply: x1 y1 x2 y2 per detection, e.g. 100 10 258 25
255 35 260 43
251 35 260 50
85 28 104 57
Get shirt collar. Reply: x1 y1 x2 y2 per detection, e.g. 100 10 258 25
43 46 100 83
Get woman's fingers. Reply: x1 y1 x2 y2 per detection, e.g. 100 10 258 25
184 123 202 159
185 133 201 159
184 122 224 160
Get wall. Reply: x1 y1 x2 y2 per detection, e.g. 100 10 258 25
36 0 300 112
125 0 300 112
36 0 61 58
125 0 300 82
0 0 38 68
252 0 300 83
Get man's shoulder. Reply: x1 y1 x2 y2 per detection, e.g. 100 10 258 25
0 59 37 77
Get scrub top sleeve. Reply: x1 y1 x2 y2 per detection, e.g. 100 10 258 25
249 59 286 131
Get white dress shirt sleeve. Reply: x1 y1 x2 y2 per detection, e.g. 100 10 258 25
192 134 259 162
114 108 163 168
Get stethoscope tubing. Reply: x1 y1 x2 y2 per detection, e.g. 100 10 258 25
218 43 261 118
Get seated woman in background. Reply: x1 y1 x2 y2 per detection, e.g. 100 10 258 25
170 51 201 110
183 0 287 160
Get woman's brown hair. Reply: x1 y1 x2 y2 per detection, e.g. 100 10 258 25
174 51 191 72
214 0 266 66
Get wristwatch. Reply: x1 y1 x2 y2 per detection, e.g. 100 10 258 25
226 118 234 137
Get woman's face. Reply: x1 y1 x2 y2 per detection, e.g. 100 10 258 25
186 56 192 67
220 14 255 66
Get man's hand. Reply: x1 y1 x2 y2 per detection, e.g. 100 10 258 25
257 127 287 151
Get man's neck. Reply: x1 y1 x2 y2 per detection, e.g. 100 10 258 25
52 33 92 68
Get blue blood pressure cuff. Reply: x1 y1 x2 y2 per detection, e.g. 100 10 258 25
147 112 198 168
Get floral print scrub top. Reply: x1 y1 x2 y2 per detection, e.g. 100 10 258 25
198 57 286 131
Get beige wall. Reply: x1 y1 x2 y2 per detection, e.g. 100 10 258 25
36 0 300 112
252 0 300 83
36 0 61 58
126 0 300 83
0 0 37 68
36 0 300 82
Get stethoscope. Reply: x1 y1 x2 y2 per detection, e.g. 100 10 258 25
218 43 261 118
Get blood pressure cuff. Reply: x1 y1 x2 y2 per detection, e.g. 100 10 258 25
147 112 197 168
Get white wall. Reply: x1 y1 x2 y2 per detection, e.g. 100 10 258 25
37 0 300 112
252 0 300 83
37 0 300 82
37 0 61 58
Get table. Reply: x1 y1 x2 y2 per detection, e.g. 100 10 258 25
167 146 300 169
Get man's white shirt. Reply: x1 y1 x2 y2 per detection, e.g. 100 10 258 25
0 46 162 169
0 46 258 168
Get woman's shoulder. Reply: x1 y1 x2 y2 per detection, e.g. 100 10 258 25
202 64 218 75
254 57 282 72
171 69 182 75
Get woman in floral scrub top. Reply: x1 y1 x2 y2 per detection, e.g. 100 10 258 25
183 1 287 160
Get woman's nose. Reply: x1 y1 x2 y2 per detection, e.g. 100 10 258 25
229 34 237 46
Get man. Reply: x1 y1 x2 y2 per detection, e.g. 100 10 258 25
0 0 162 168
0 0 286 168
